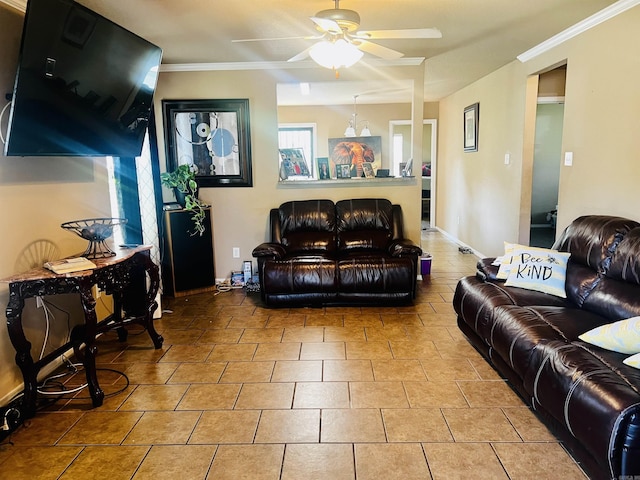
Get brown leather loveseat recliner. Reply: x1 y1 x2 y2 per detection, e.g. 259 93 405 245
252 198 422 307
453 215 640 479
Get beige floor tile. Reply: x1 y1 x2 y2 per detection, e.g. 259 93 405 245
253 342 301 361
113 346 167 364
300 342 346 360
350 381 409 408
343 314 384 327
227 316 268 329
442 408 522 442
281 326 325 343
208 444 284 480
321 409 386 443
219 361 275 383
354 443 431 480
133 445 216 480
493 442 588 479
167 362 226 383
324 326 367 342
255 409 320 443
423 443 509 480
235 382 295 409
239 328 284 343
197 328 243 344
160 328 204 345
59 445 149 480
405 326 454 341
372 359 427 381
365 326 409 342
381 313 424 326
469 357 506 380
420 358 480 382
0 446 83 480
434 339 482 359
124 362 179 384
176 384 241 410
10 412 83 446
389 340 440 359
345 341 393 360
189 316 232 330
265 314 307 328
305 314 345 327
457 380 525 407
502 407 557 441
323 359 374 382
119 384 189 411
282 443 355 480
58 411 142 444
189 410 260 444
272 360 323 382
207 343 257 362
293 382 350 408
404 381 469 408
383 408 453 442
123 410 200 444
158 344 213 363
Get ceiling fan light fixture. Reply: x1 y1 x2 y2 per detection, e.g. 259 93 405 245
309 38 363 69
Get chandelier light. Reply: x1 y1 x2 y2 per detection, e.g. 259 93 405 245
343 95 371 137
309 38 364 70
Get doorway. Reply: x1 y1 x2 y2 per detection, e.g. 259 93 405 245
389 119 437 230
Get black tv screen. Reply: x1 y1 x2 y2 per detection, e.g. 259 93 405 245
4 0 162 157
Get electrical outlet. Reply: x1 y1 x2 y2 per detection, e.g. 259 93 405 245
232 247 240 258
92 284 101 299
35 296 44 308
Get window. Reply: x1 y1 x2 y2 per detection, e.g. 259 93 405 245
278 123 316 178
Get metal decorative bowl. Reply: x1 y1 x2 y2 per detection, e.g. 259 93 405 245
61 218 128 258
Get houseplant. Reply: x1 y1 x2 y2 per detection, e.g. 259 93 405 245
160 164 207 236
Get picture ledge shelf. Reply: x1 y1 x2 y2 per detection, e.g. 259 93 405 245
277 177 417 188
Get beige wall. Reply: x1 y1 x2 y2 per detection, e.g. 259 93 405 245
436 5 640 257
0 6 112 403
154 65 427 281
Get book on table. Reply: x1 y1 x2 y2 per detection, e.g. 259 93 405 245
44 257 97 274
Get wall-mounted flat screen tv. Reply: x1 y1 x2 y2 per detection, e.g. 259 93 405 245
4 0 162 157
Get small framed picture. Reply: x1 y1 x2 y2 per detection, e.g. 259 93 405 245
317 157 331 179
336 164 352 179
362 162 375 178
464 102 479 152
279 147 311 178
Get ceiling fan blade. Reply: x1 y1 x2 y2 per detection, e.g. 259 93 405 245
310 16 342 34
287 46 314 63
354 39 404 60
355 28 442 39
232 35 322 43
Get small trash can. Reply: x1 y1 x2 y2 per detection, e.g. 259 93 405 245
420 255 432 276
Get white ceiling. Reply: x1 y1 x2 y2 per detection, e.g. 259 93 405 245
2 0 622 104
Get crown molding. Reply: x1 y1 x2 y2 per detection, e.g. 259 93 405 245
0 0 26 12
159 57 425 73
518 0 640 63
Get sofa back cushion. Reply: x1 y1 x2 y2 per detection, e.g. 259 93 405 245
278 200 336 255
553 215 640 271
336 199 394 253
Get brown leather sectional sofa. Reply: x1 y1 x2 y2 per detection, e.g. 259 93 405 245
453 215 640 479
252 198 422 307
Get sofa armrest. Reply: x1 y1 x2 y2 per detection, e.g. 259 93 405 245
389 239 422 258
252 242 286 259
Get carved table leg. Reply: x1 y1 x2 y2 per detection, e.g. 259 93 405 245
78 279 104 408
6 285 38 419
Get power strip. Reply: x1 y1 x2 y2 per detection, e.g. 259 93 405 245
0 404 22 440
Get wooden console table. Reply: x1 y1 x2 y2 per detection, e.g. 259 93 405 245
1 245 163 419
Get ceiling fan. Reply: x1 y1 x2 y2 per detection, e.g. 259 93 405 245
232 0 442 69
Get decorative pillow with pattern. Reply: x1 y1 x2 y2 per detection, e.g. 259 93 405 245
503 247 570 297
579 317 640 355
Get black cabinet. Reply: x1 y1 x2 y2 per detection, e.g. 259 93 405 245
162 207 215 297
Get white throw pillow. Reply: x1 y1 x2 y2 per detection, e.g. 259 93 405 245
579 317 640 355
503 247 570 298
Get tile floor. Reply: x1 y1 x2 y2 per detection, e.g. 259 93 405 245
0 231 588 479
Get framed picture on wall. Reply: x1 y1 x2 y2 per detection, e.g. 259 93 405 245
316 157 331 179
162 99 253 187
464 102 479 152
328 136 381 178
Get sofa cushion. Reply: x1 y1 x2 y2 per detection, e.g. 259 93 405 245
338 254 414 293
578 317 640 354
336 199 393 253
261 257 337 294
278 200 337 255
503 248 571 298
